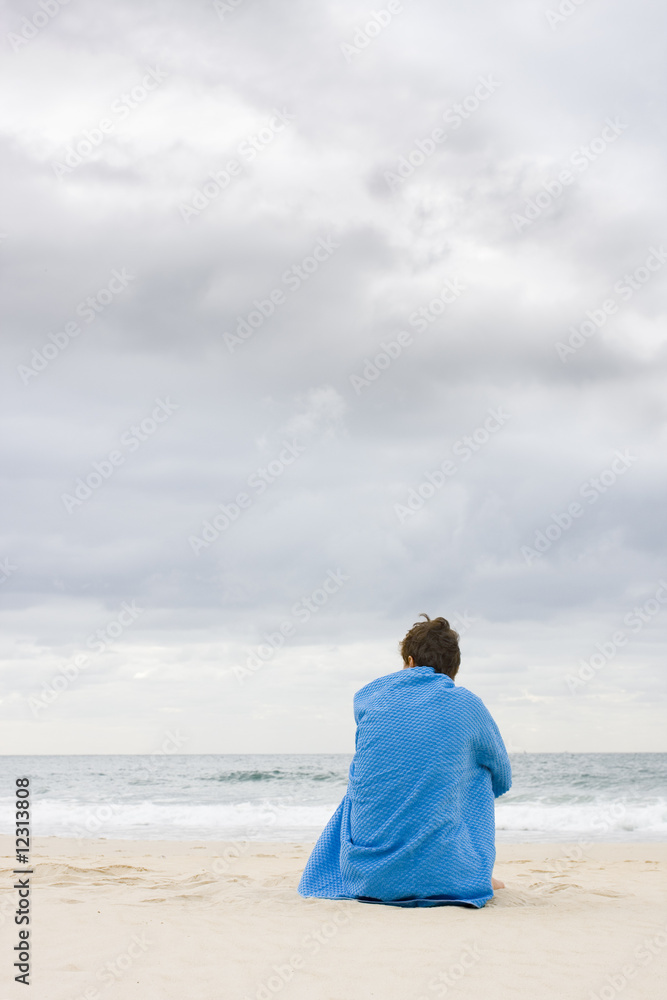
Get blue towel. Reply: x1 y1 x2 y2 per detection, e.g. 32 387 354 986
298 665 512 907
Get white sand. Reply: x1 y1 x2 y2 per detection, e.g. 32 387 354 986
2 837 666 999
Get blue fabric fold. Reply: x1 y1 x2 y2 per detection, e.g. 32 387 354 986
298 665 512 907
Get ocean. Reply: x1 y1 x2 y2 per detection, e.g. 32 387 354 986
0 753 665 843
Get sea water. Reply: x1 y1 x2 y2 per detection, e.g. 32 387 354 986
0 753 664 842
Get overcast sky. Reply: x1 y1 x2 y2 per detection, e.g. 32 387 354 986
1 0 666 755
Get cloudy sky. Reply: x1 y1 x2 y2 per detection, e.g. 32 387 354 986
1 0 666 755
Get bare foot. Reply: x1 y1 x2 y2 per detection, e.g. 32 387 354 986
492 876 505 890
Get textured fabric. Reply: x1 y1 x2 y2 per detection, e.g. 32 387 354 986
298 665 512 907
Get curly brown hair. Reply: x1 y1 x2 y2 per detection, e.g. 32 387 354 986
399 613 461 678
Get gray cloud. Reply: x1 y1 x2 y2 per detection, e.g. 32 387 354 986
1 0 666 752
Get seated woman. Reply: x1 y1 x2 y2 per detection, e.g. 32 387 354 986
297 614 512 907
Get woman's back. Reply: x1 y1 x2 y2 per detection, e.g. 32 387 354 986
298 664 511 907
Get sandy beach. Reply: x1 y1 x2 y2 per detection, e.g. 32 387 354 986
2 837 666 999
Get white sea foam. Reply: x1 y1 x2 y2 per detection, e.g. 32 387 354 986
0 798 341 841
1 795 666 841
495 799 667 840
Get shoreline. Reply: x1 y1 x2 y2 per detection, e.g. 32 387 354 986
2 833 665 849
2 839 665 998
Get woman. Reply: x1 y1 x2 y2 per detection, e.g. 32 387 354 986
297 614 511 907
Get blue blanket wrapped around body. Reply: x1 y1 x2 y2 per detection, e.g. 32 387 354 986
298 665 512 907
